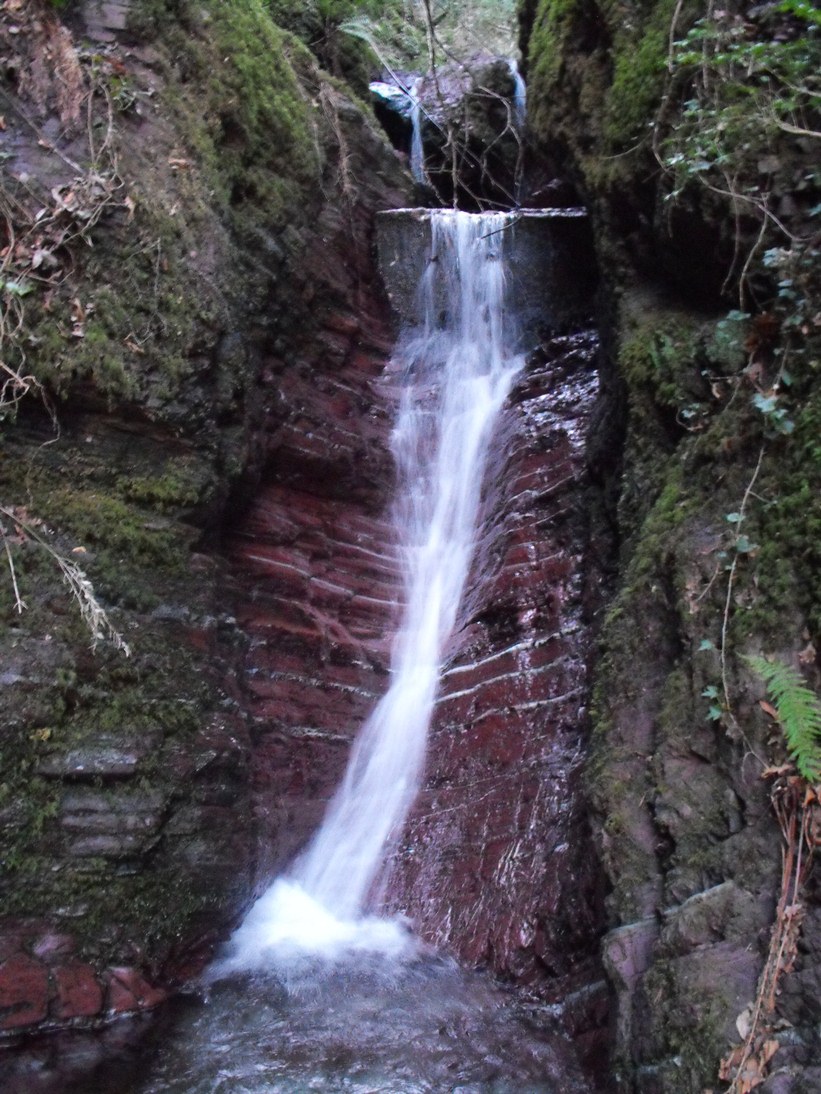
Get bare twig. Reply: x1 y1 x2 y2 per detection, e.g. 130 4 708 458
2 529 25 614
0 505 130 654
720 443 766 731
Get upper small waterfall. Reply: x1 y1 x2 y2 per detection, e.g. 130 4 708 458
509 60 527 131
409 78 426 184
215 210 525 969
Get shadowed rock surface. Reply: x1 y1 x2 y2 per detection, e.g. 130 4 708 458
0 0 411 1038
522 0 821 1088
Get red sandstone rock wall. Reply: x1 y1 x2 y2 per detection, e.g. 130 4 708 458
381 332 605 999
0 929 165 1032
0 0 413 1043
229 297 403 887
227 313 606 1011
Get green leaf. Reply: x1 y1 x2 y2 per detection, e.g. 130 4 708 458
745 655 821 781
698 638 716 651
735 534 758 554
702 685 720 699
1 279 34 298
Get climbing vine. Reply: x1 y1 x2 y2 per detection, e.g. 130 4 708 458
661 1 821 334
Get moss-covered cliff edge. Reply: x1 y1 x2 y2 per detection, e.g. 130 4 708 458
522 0 821 1088
0 0 411 1036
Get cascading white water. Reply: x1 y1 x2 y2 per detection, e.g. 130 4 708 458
508 60 527 132
215 210 524 972
409 78 426 184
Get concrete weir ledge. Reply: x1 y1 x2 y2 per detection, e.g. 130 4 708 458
375 207 598 337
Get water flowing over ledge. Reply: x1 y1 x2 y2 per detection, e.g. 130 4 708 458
214 210 529 973
376 208 597 337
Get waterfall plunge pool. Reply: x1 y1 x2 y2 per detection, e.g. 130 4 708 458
53 956 589 1094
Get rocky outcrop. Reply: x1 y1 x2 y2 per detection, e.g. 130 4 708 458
370 208 604 1004
0 0 411 1042
228 203 606 987
227 293 401 889
523 0 821 1089
405 55 525 209
376 207 597 335
226 202 607 1007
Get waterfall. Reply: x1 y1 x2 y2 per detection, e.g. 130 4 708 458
215 211 524 971
409 78 426 184
508 60 527 132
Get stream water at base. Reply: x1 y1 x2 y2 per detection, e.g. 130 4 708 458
55 957 586 1094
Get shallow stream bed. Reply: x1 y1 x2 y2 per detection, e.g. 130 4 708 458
5 956 593 1093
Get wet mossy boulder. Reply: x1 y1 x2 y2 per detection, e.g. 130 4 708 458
413 54 524 209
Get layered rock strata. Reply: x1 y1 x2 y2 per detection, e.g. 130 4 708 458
381 330 608 1033
228 310 401 888
0 0 411 1041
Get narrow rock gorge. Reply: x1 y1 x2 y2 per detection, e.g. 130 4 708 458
1 0 820 1092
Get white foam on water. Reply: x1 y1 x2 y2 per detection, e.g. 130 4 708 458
209 880 415 977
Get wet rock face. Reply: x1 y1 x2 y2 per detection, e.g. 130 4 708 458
223 320 609 1007
223 327 610 1071
0 0 413 1041
414 56 524 209
380 331 606 1002
228 310 401 886
226 223 608 1061
377 209 598 337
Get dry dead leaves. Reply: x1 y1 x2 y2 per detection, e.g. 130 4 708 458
2 0 84 127
718 1031 780 1093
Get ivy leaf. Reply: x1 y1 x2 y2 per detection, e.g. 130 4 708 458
735 534 758 554
1 279 34 297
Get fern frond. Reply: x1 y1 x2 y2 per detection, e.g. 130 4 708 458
746 654 821 782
